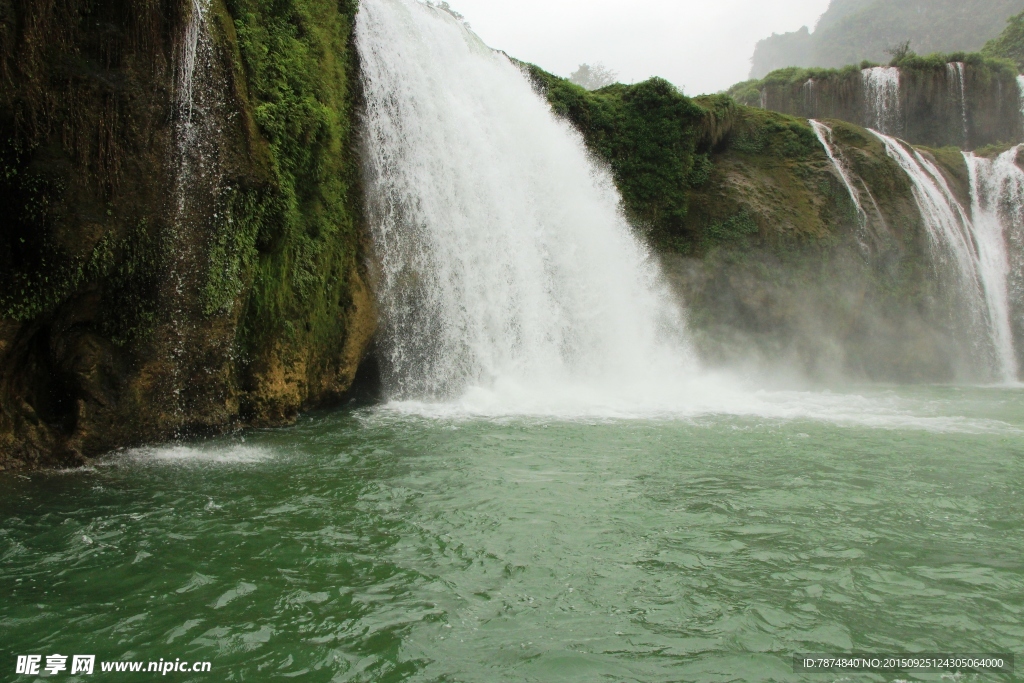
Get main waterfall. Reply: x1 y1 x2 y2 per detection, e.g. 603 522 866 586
356 0 699 414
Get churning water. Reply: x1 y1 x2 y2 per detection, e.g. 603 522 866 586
2 389 1023 682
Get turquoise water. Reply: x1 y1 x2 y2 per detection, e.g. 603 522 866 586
2 386 1023 682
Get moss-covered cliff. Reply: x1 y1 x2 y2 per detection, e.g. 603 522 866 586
0 0 374 471
731 54 1022 150
528 66 987 382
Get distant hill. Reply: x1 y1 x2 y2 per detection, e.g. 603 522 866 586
750 0 1024 79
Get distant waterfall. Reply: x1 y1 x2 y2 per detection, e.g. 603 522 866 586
947 62 969 148
862 67 902 135
872 130 1019 381
964 147 1024 382
356 0 699 411
803 79 816 113
1018 75 1024 121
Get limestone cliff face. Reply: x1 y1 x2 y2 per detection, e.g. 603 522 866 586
731 57 1022 150
0 0 375 470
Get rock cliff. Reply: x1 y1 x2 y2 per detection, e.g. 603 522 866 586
0 0 375 471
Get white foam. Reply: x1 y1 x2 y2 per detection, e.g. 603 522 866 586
118 443 274 465
367 377 1020 435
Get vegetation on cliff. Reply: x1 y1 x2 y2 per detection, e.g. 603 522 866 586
525 65 821 254
223 0 372 422
983 11 1024 70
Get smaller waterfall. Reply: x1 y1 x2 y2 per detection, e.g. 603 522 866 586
811 120 868 227
862 67 902 135
869 131 977 271
176 0 208 122
871 130 1022 381
1017 75 1024 120
803 79 816 115
167 0 222 418
947 62 969 148
964 147 1024 382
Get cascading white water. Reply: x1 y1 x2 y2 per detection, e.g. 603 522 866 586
871 129 1019 380
964 147 1024 382
356 0 701 414
811 120 868 227
1017 75 1024 120
862 67 902 135
947 62 969 148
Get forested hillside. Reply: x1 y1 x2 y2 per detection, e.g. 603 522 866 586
750 0 1024 79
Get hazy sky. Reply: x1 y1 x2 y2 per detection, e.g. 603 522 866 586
445 0 833 95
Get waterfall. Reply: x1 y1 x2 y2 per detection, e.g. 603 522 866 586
803 78 816 115
176 0 208 122
168 0 223 417
811 120 868 228
947 62 969 148
862 67 902 135
871 130 1017 381
1017 75 1024 121
964 147 1024 383
356 0 699 412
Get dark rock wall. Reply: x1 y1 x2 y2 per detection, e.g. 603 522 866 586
0 0 375 471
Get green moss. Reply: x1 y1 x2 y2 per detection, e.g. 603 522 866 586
224 0 363 362
527 64 819 253
200 188 261 317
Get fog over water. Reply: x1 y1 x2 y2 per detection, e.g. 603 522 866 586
441 0 832 94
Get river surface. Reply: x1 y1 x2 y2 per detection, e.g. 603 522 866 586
2 386 1022 682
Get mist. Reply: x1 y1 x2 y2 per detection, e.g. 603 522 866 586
443 0 832 94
